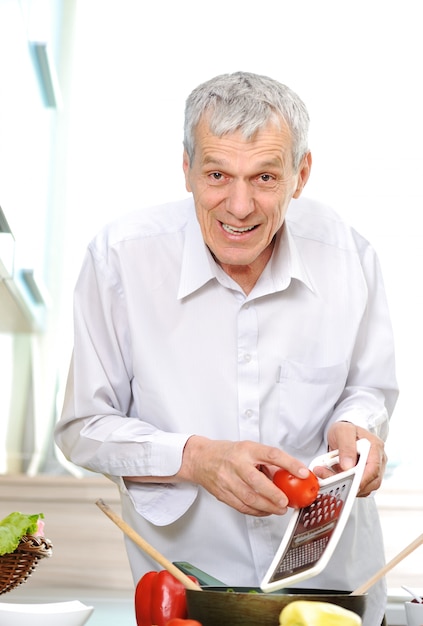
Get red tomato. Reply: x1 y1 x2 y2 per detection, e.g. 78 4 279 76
273 469 319 508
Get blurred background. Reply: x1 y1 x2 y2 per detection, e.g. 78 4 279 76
0 0 422 620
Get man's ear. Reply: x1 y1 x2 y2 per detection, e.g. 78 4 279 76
293 151 312 199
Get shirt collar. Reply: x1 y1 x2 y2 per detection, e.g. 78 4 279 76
177 206 314 299
177 208 216 299
265 223 315 293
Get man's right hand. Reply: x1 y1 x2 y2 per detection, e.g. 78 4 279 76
178 435 310 517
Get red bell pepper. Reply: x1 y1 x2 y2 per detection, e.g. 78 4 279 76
166 617 201 626
135 570 199 626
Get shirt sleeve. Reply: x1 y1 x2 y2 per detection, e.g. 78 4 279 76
325 232 398 441
54 243 199 523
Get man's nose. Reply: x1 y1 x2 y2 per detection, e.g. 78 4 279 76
227 180 255 218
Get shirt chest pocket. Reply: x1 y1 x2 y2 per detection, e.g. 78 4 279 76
276 359 348 455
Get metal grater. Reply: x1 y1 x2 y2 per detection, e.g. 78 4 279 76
261 438 370 592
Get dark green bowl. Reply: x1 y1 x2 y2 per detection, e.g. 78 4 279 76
186 586 366 626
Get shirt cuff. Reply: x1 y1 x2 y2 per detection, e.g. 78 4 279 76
117 477 199 526
331 407 389 440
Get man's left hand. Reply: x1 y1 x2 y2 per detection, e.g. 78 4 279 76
312 421 387 497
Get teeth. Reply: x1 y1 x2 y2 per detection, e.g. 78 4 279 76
222 223 255 234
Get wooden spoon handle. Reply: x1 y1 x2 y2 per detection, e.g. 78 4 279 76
352 533 423 595
96 498 201 591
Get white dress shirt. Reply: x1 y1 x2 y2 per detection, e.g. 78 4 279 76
55 196 398 626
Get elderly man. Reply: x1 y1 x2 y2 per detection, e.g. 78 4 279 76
55 71 397 626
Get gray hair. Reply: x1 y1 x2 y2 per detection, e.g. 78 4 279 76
183 71 310 170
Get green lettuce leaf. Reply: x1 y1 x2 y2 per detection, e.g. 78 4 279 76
0 512 44 556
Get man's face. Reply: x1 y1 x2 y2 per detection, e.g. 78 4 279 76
183 117 311 287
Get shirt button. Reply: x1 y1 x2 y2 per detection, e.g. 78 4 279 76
245 409 253 418
244 354 251 362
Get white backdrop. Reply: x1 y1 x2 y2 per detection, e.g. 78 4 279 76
62 0 423 477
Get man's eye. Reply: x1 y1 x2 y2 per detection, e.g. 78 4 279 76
260 174 273 182
210 172 223 180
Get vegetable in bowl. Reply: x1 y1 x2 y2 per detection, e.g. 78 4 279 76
0 512 45 555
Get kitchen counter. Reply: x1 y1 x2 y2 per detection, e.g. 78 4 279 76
1 583 415 626
0 587 136 626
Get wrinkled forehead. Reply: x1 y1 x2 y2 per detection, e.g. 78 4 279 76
189 116 296 174
198 106 287 143
192 113 293 157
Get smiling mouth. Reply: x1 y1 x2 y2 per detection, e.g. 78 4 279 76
221 223 257 235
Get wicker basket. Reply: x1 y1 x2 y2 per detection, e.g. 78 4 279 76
0 535 53 595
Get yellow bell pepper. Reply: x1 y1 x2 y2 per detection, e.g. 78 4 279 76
279 600 362 625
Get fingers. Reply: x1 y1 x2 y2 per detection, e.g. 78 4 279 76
328 421 359 470
355 427 387 496
213 464 290 516
326 422 387 497
182 437 305 516
210 443 293 515
354 426 387 496
260 445 310 480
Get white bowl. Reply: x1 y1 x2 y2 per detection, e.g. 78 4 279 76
0 600 94 626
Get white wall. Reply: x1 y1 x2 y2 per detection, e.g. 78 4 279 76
63 0 423 476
